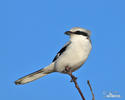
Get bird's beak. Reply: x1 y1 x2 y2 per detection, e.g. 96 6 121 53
65 31 73 35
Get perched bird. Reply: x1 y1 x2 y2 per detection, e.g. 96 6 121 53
15 27 92 85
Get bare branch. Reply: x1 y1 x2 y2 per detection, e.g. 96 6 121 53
87 80 95 100
65 67 85 100
65 67 95 100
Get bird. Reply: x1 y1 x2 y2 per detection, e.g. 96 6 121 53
15 27 92 85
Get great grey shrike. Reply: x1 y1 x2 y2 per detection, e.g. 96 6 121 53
15 27 92 85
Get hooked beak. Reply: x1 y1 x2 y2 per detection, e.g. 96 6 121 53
64 31 73 35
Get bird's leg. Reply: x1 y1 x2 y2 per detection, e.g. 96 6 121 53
65 66 77 82
65 66 85 100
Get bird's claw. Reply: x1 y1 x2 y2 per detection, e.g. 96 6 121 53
65 66 71 72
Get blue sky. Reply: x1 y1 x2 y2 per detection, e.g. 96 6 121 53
1 0 125 100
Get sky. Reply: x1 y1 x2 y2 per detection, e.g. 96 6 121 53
1 0 125 100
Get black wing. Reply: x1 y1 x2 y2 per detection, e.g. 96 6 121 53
52 41 71 62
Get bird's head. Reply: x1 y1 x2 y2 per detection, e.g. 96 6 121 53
65 27 91 38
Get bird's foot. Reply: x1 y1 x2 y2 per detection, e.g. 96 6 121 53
65 66 77 82
65 66 71 73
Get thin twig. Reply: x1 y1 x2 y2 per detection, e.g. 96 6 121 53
70 74 85 100
65 67 85 100
87 80 95 100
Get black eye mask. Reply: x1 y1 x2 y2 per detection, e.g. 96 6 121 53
74 31 89 37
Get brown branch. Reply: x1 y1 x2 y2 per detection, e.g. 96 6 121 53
87 80 95 100
65 67 95 100
65 67 85 100
69 73 85 100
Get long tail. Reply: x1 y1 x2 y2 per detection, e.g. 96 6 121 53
15 63 54 85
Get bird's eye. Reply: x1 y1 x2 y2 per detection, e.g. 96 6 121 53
75 31 81 33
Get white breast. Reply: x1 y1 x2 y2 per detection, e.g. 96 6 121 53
54 35 92 73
